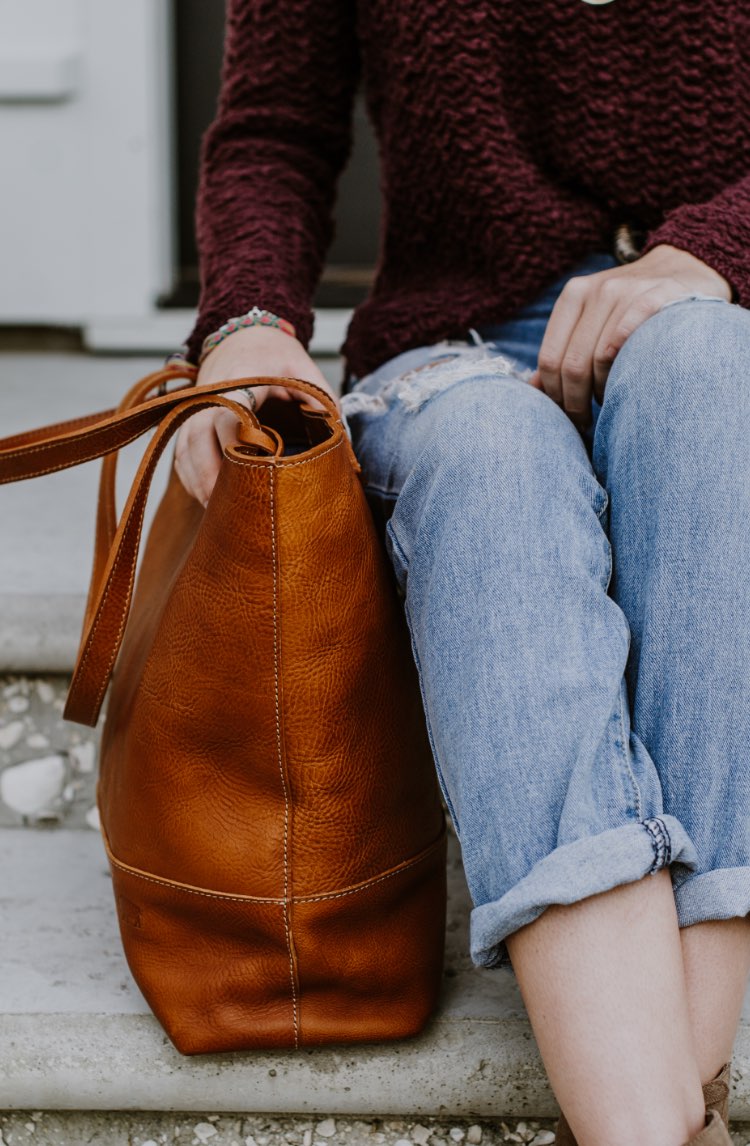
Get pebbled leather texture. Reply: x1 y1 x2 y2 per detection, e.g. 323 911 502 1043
0 367 447 1054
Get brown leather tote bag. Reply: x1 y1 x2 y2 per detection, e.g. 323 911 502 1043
0 365 447 1054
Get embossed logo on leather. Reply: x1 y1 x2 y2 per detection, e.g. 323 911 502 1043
115 892 143 930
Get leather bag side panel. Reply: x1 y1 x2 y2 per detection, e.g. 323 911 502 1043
99 455 286 900
275 440 444 898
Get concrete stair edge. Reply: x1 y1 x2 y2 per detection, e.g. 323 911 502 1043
0 593 84 673
2 1012 551 1117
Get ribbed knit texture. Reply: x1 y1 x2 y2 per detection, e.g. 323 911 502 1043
186 0 750 380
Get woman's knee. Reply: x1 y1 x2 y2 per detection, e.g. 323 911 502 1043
388 370 608 579
601 298 750 422
414 371 585 496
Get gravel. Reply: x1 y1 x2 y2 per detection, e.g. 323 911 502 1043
0 674 98 829
0 1114 564 1146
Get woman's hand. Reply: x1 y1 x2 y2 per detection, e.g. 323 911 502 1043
174 325 339 507
528 244 732 429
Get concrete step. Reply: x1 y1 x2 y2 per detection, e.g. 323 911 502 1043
0 351 343 673
2 826 550 1117
4 823 750 1121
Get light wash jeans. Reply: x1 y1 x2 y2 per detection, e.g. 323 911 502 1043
342 253 750 969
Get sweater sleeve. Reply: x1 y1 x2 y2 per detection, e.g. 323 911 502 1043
183 0 360 363
641 176 750 305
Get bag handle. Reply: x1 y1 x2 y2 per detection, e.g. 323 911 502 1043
0 368 348 484
85 368 358 630
0 367 357 726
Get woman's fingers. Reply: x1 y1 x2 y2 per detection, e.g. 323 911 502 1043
174 407 226 508
591 283 676 402
535 259 693 420
558 285 620 428
214 388 264 455
536 277 588 406
174 388 259 506
537 274 617 428
173 376 339 508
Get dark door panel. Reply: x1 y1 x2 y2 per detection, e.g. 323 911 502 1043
169 0 381 309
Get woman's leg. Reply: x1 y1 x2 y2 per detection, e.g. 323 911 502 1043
505 870 705 1145
346 346 704 1144
681 920 750 1083
591 297 750 1089
345 295 750 1143
512 300 750 1142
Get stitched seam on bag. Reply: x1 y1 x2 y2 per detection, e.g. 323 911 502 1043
224 437 344 470
1 390 226 477
270 464 299 1049
0 422 162 482
105 833 445 903
0 411 113 451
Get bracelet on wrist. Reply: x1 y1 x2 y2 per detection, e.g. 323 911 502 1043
198 307 297 364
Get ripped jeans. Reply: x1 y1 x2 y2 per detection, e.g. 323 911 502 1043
342 252 750 968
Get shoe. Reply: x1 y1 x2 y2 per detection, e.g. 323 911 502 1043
702 1060 731 1127
685 1109 732 1144
554 1061 731 1144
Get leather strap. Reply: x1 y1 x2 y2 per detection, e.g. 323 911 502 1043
0 368 357 726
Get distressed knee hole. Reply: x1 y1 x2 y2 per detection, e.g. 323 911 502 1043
341 345 531 418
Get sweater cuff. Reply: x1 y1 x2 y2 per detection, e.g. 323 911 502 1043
183 293 315 365
642 206 750 307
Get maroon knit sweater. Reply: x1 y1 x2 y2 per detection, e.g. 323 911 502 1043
185 0 750 381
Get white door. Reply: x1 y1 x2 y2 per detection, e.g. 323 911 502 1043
0 0 174 330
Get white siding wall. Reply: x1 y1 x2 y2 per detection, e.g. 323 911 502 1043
0 0 174 326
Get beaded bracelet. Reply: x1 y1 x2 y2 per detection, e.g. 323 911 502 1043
199 306 297 364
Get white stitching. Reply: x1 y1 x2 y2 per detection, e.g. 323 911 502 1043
105 834 445 904
0 412 129 456
92 500 147 721
224 437 344 471
0 423 162 483
1 411 111 449
269 465 299 1048
1 382 224 476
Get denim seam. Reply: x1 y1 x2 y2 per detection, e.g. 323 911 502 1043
402 596 462 837
642 816 672 874
617 684 643 821
386 519 410 573
599 537 613 593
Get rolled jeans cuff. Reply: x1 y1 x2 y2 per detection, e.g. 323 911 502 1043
674 868 750 928
470 814 698 968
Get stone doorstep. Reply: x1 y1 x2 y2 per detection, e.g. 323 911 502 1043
2 832 750 1122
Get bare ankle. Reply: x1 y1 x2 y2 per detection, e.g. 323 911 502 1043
570 1092 706 1146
